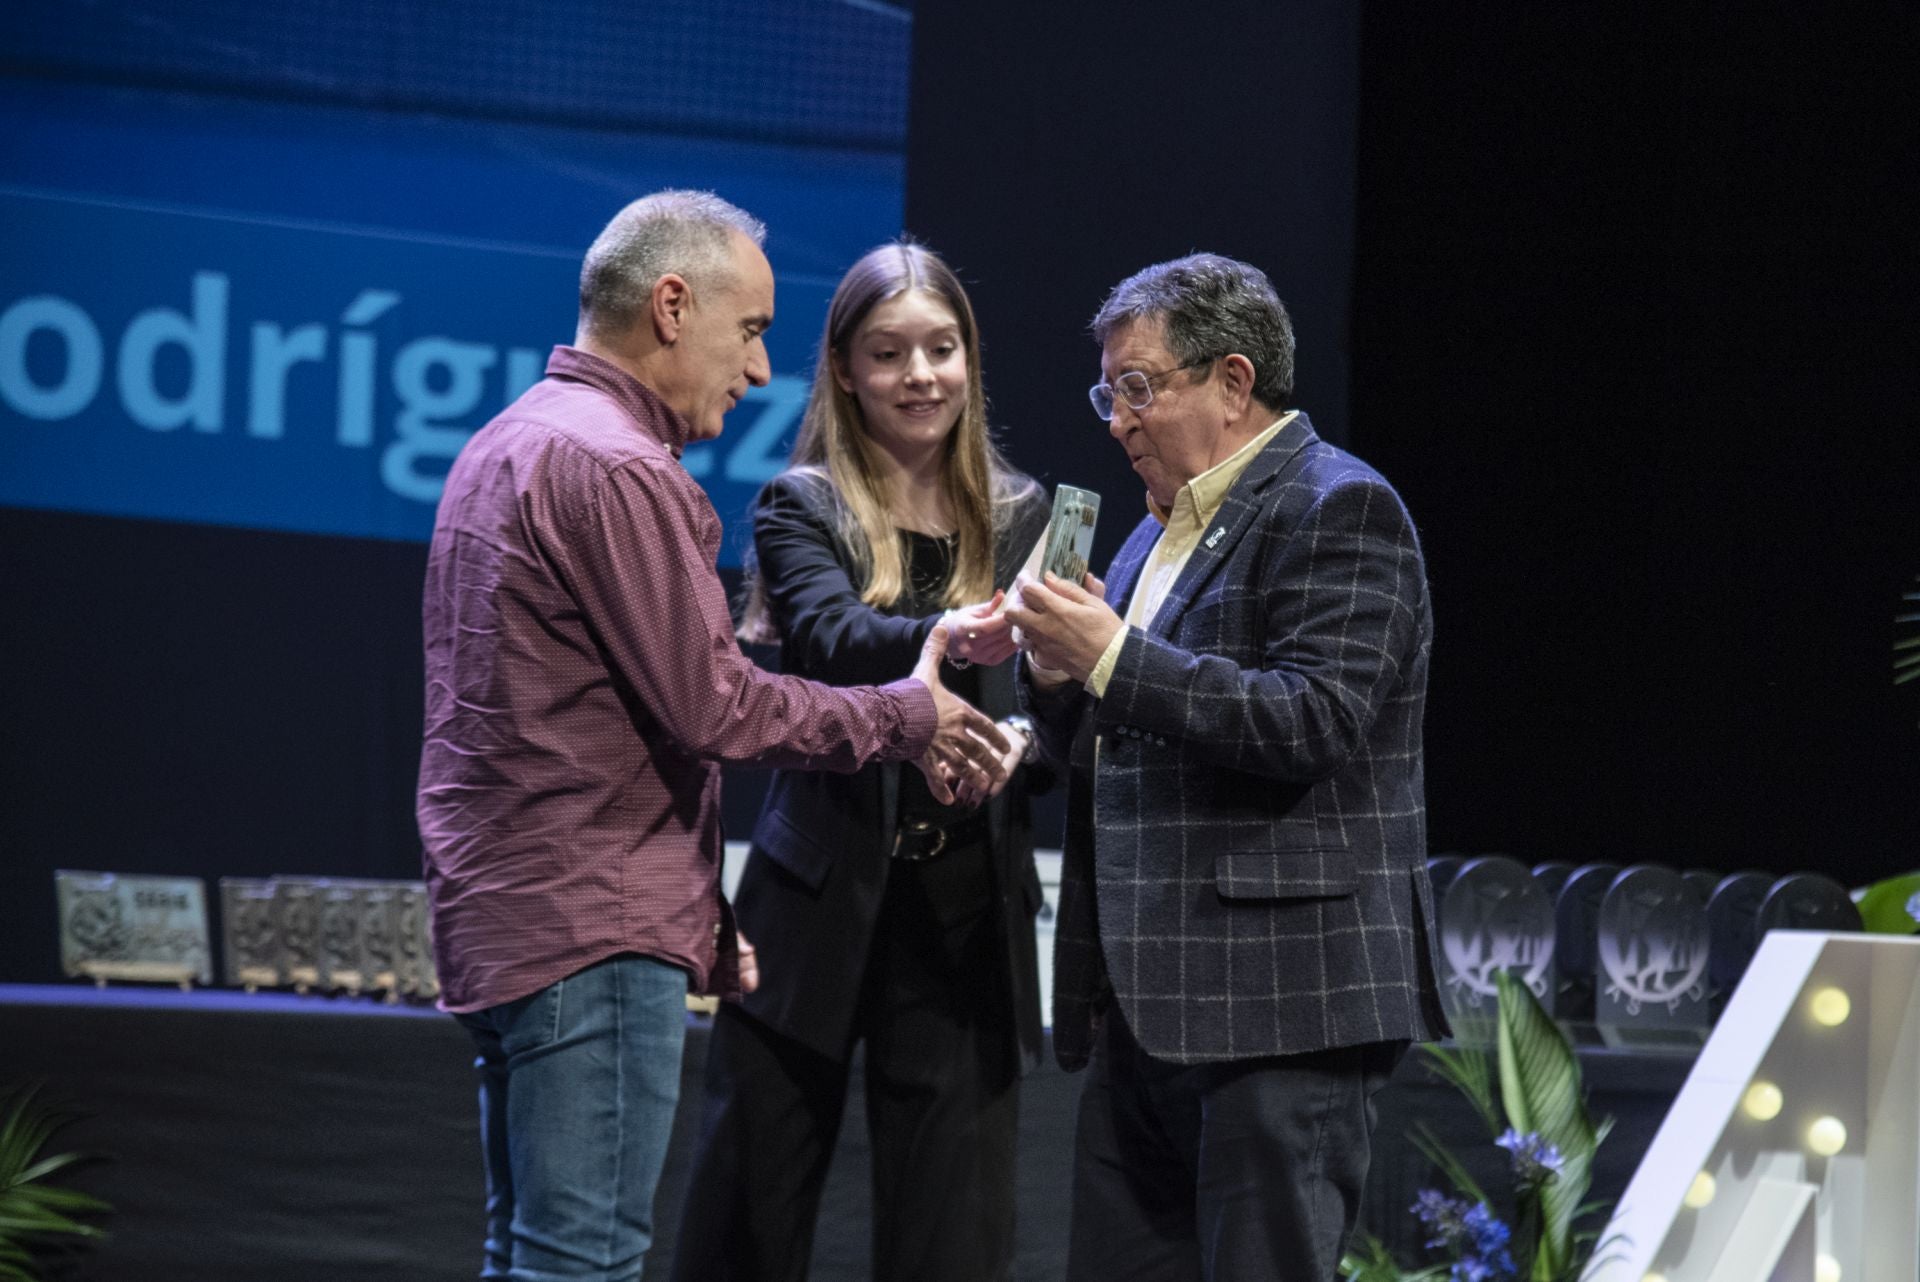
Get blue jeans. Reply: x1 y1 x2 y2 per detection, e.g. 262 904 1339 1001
457 954 688 1282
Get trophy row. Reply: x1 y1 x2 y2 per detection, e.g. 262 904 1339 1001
54 870 439 1000
1430 855 1862 1048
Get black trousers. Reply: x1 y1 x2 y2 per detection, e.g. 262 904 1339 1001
1065 1005 1404 1282
672 838 1019 1282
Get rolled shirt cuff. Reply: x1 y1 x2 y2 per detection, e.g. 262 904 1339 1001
1085 624 1131 698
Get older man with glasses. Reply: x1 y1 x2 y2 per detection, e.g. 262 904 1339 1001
1006 253 1449 1281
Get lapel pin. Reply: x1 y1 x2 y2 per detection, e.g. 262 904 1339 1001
1204 526 1226 549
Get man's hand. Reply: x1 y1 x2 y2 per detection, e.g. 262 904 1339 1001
910 625 1012 803
940 591 1019 667
954 719 1029 808
1004 571 1119 685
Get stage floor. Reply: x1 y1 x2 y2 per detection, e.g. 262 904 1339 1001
0 984 1692 1280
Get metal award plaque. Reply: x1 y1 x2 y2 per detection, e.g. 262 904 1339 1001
275 877 325 992
1596 864 1710 1049
1438 856 1555 1040
318 881 369 993
397 882 439 1001
219 877 282 990
358 881 402 1000
55 870 213 988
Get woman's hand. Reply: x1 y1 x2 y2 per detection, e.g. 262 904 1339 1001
940 591 1020 667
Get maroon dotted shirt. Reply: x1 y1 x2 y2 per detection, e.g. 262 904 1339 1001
417 346 936 1013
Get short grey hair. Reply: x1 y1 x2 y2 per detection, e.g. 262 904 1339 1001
578 190 767 336
1091 253 1296 410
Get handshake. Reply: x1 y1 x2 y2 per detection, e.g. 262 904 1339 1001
906 610 1019 809
907 567 1115 807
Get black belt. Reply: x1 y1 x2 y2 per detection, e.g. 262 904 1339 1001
890 813 990 862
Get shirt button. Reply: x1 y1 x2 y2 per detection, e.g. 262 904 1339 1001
712 924 722 938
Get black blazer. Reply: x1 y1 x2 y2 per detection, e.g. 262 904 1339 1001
734 468 1054 1076
1027 414 1449 1070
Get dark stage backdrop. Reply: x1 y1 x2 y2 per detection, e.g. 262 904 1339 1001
902 0 1363 573
5 4 1915 989
906 3 1917 885
1349 4 1920 884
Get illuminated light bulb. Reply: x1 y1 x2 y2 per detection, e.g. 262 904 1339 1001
1815 1254 1841 1282
1810 987 1851 1026
1807 1116 1847 1156
1743 1081 1784 1120
1643 1274 1668 1282
1683 1171 1716 1208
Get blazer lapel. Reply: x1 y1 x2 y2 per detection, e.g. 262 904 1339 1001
1101 515 1159 623
1147 414 1319 640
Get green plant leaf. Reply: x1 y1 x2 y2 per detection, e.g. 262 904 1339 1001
0 1080 111 1265
1495 969 1599 1281
1341 1233 1447 1282
11 1150 91 1187
7 1183 111 1216
1420 1042 1500 1136
1856 872 1920 934
1409 1122 1490 1206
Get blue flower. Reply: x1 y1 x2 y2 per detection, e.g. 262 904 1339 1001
1497 1127 1565 1191
1413 1192 1517 1278
1463 1202 1513 1255
1412 1188 1472 1251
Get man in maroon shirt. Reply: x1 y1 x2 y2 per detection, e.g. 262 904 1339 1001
417 190 1008 1282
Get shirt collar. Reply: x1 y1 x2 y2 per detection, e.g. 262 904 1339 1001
544 345 695 457
1148 411 1297 529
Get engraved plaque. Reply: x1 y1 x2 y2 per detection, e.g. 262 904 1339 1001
1439 856 1555 1036
359 881 402 999
1596 865 1709 1048
275 877 326 992
219 877 282 990
397 881 439 1000
55 870 212 987
319 882 369 993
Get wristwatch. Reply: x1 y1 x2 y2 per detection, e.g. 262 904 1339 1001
1000 714 1040 765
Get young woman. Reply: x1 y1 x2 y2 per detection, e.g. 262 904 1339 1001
671 242 1051 1282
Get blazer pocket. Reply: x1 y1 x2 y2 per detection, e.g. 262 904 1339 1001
1214 847 1358 900
751 808 836 892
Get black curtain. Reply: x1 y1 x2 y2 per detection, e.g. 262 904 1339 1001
904 0 1365 576
1351 3 1920 881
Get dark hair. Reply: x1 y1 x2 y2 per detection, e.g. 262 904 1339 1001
1091 253 1295 410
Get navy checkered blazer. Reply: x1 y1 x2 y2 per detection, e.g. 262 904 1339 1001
1026 413 1450 1069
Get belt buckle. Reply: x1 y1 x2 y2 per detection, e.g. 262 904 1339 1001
891 819 948 862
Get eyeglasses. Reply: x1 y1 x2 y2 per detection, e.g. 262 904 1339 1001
1088 357 1212 421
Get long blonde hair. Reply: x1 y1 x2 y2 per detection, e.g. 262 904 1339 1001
739 241 1023 644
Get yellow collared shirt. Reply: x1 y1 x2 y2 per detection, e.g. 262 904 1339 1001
1086 412 1296 696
